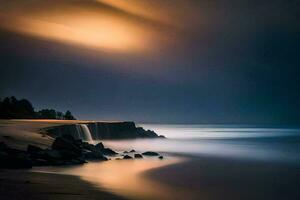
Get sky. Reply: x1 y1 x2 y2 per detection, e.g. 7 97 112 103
0 0 299 124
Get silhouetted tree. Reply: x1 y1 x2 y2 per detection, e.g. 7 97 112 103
0 96 34 119
64 110 76 120
37 109 57 119
0 96 76 120
56 111 64 119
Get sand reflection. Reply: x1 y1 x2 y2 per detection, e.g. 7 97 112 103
32 157 192 200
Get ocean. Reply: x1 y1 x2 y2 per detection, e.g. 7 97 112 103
101 124 300 163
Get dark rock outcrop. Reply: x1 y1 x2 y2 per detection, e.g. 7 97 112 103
159 155 164 159
0 134 117 168
44 121 164 140
142 151 160 156
51 135 82 159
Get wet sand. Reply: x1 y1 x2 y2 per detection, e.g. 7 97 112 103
31 157 188 200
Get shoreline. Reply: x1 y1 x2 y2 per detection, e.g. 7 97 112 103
30 156 184 200
1 149 300 200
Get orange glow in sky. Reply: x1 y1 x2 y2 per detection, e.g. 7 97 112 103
1 12 147 53
0 0 173 53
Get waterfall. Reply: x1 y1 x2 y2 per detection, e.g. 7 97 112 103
75 125 82 139
80 124 93 141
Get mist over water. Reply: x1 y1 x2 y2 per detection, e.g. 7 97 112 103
102 124 300 163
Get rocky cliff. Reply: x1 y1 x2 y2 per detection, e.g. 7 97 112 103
44 121 164 140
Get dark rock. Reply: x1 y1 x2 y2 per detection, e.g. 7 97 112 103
52 136 82 159
134 154 143 159
100 148 118 156
44 149 62 160
142 151 160 156
82 142 97 152
123 151 129 154
159 156 164 159
32 159 49 166
62 134 76 141
123 155 133 159
0 142 8 151
129 149 136 153
27 145 43 154
95 142 104 150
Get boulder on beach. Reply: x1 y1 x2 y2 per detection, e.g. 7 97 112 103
0 144 32 169
129 149 136 153
142 151 160 156
0 133 123 168
51 136 82 157
159 155 164 159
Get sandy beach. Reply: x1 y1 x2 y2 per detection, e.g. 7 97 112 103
0 169 126 200
2 155 299 200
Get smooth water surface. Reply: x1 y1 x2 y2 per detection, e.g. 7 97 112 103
102 124 300 163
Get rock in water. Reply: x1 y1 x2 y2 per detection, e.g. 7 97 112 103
100 148 118 156
142 151 160 156
123 155 133 159
159 156 164 159
134 154 143 159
